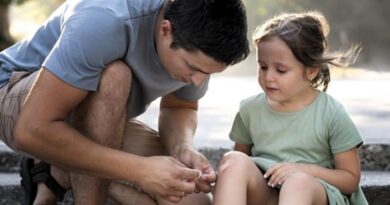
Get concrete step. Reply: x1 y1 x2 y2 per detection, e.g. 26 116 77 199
1 144 389 204
0 171 389 205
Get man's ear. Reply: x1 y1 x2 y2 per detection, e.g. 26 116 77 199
159 20 172 37
306 67 320 81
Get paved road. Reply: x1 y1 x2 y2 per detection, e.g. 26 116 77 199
139 71 390 148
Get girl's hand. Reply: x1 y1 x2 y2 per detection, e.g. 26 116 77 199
263 162 305 187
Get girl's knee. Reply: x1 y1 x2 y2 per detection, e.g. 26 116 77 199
282 172 318 191
217 151 254 175
280 172 327 204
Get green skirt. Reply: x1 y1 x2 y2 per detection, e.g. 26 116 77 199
318 179 368 205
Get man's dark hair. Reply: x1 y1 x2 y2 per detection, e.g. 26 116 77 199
164 0 250 66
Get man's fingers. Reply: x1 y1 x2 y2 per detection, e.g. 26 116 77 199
180 167 202 181
168 190 187 198
200 171 216 183
162 195 182 203
195 180 212 193
174 177 197 193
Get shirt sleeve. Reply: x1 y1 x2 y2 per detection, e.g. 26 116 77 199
329 105 363 154
229 112 253 145
43 7 128 91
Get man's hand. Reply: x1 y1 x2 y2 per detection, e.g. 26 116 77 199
137 156 201 203
172 144 216 193
159 94 216 193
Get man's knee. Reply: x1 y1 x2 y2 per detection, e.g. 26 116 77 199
104 61 132 80
97 60 132 102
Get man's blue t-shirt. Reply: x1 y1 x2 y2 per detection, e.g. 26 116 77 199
0 0 209 118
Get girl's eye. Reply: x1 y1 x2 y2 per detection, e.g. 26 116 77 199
260 66 267 70
277 69 287 74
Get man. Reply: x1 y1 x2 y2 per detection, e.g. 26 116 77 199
0 0 249 204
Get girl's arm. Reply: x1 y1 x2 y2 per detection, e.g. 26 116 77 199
320 147 361 193
233 143 252 155
265 147 361 194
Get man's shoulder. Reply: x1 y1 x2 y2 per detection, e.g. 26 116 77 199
67 0 163 17
126 0 165 18
63 0 164 23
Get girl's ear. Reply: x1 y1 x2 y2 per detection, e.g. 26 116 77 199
306 67 320 81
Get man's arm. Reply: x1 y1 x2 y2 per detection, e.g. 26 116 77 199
159 93 198 153
14 68 134 179
159 93 216 193
14 68 200 201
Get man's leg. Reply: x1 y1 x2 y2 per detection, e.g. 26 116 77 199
68 61 132 205
107 120 212 205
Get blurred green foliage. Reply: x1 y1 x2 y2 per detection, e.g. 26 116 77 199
13 0 63 23
0 0 29 6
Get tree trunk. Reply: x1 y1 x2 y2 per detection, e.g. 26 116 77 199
0 4 13 51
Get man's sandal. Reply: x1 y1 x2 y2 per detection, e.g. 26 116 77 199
20 157 67 205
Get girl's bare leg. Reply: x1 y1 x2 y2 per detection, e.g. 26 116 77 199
212 151 278 205
279 172 328 205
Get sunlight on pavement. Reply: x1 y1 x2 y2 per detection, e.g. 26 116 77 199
139 71 390 148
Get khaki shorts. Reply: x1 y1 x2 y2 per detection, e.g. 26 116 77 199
0 71 38 150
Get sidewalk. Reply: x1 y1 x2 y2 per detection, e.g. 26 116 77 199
138 69 390 148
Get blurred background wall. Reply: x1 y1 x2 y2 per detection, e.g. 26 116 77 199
0 0 389 72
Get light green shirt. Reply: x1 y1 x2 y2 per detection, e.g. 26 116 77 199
230 92 367 205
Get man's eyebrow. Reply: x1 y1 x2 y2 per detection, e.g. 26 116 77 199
187 62 210 75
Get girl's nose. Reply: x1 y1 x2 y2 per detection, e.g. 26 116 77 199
263 69 275 82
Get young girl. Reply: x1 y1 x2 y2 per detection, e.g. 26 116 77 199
212 12 367 205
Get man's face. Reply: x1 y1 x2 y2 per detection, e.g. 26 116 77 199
155 20 226 87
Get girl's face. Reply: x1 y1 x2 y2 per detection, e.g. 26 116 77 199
256 37 318 109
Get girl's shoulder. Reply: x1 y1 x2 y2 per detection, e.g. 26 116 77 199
316 92 345 112
239 93 266 109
